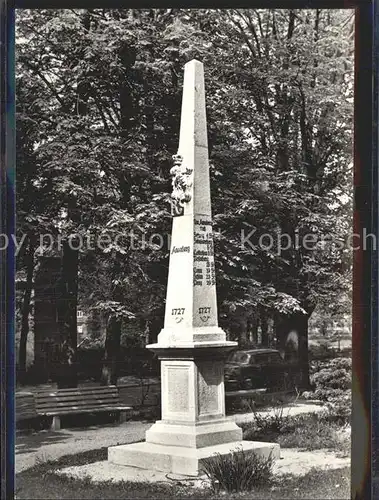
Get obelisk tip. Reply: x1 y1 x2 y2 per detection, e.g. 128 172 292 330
185 59 203 68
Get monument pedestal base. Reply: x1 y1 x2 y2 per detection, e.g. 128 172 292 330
146 419 242 448
108 440 280 477
107 341 280 477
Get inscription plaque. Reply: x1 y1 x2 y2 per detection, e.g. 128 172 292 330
197 362 222 416
193 216 216 287
167 366 189 413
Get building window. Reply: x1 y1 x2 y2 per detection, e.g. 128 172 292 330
77 310 83 318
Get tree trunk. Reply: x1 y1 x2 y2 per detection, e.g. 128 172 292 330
277 312 311 390
251 315 259 345
100 315 122 385
56 241 79 389
18 235 35 384
260 310 269 347
296 312 311 389
267 317 274 347
237 308 249 347
144 319 151 345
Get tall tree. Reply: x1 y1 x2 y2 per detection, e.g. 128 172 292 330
16 9 353 389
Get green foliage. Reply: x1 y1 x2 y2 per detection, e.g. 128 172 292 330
251 403 289 435
313 368 351 391
201 447 274 493
310 357 351 398
321 391 351 425
303 357 351 425
242 397 294 441
16 9 353 354
309 342 338 360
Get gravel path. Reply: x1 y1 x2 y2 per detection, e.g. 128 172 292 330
16 402 326 474
229 401 324 425
16 421 150 473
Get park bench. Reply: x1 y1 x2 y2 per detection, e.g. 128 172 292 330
16 392 38 425
35 385 132 431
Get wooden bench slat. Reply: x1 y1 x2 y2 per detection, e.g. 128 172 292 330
36 391 119 400
36 393 117 400
33 386 131 429
43 407 117 413
36 399 119 410
42 406 131 416
35 388 118 396
35 391 118 399
36 393 118 403
38 385 118 393
36 393 118 401
36 399 118 406
36 403 117 410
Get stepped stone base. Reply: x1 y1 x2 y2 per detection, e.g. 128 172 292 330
146 420 243 448
108 440 280 477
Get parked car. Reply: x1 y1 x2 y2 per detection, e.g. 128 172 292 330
224 348 291 391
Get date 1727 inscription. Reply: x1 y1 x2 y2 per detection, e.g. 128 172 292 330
171 307 185 324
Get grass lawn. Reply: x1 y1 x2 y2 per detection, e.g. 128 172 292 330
241 411 350 456
16 447 350 500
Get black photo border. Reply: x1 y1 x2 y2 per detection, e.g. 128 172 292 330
1 1 378 499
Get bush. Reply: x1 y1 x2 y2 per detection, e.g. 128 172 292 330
321 391 351 425
312 368 351 390
242 398 297 441
309 343 337 360
201 447 274 493
309 357 351 400
252 405 288 434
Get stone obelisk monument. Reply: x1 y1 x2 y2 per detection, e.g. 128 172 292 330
108 59 279 476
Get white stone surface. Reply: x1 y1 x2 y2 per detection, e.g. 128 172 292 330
146 420 242 448
107 59 278 478
108 440 280 476
155 59 229 344
158 359 228 425
161 360 195 421
178 60 210 216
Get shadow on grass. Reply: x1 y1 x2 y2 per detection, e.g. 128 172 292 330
16 415 151 458
16 430 73 455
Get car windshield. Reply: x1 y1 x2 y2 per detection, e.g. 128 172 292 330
229 352 250 364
